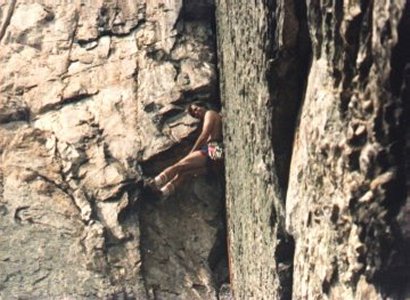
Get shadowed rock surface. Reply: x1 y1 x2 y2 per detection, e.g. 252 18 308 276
287 1 410 299
216 0 310 298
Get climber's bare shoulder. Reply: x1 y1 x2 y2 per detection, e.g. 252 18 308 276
204 110 223 142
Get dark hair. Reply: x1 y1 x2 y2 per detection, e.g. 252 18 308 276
187 102 207 116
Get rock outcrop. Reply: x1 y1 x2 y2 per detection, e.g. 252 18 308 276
217 0 410 299
216 0 311 298
0 1 226 298
287 1 410 299
2 0 410 299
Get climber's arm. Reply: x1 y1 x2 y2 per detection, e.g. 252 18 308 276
190 112 213 153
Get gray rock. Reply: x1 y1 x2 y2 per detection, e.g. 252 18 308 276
217 0 410 299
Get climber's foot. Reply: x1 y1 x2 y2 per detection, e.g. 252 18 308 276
143 178 163 201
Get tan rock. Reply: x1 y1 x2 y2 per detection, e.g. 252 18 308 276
0 0 220 298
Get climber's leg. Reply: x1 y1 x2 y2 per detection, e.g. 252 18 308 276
159 166 208 197
149 150 207 189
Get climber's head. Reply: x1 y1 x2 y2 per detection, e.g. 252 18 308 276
188 103 207 119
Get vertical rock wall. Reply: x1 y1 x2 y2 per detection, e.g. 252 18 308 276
287 0 410 298
216 0 309 299
217 0 409 299
0 0 225 298
2 0 409 298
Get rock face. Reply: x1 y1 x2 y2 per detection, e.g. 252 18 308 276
2 0 410 299
0 1 226 298
217 0 410 299
287 1 410 299
216 0 310 299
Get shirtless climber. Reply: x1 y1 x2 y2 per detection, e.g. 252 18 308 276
146 103 223 198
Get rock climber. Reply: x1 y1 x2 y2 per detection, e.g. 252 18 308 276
146 103 223 198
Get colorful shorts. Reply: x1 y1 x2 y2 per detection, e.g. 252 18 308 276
200 142 224 160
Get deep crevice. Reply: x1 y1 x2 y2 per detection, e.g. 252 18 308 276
267 0 312 198
0 106 30 124
376 1 410 298
137 1 228 298
275 233 295 300
266 1 312 299
139 136 197 176
340 0 372 115
37 92 98 115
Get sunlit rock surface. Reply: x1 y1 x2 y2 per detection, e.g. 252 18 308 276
0 1 225 298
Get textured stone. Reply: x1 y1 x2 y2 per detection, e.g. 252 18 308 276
217 0 409 299
0 0 222 298
216 0 309 299
286 0 410 299
140 177 226 300
4 0 409 298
